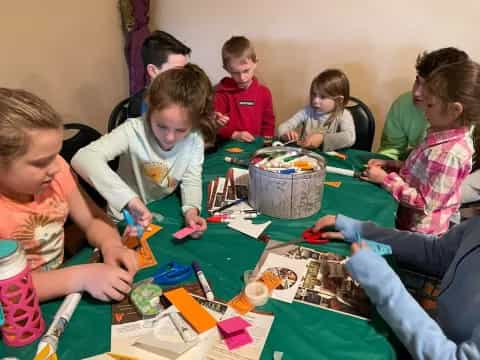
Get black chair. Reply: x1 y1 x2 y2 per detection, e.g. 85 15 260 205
61 123 108 208
107 97 130 132
346 96 376 151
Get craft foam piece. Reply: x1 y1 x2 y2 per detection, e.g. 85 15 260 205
164 288 217 333
173 225 200 239
364 240 392 256
325 181 342 188
228 219 272 239
226 147 244 153
217 316 253 350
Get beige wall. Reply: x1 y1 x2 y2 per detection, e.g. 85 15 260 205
0 1 128 132
151 0 480 149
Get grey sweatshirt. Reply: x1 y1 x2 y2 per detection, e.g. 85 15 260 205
277 106 356 151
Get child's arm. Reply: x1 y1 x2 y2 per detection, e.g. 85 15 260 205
382 154 468 213
180 136 206 237
67 183 138 275
346 246 480 360
331 213 466 277
322 109 356 151
32 263 133 302
215 92 235 140
261 88 275 137
277 108 308 140
71 123 140 216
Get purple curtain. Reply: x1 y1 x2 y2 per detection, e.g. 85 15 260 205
123 0 150 95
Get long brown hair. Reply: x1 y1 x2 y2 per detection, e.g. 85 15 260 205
0 88 62 165
146 63 216 145
425 60 480 168
310 69 350 126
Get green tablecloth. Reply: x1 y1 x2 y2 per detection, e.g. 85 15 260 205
2 140 399 360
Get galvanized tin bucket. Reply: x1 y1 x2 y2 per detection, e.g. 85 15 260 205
248 147 326 219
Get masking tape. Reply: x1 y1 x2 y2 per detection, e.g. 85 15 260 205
244 281 269 306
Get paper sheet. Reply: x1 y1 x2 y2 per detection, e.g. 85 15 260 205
257 252 308 303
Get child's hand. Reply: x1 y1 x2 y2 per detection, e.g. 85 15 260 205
214 112 229 127
361 165 388 184
184 208 207 239
81 263 133 302
299 133 324 149
232 131 255 143
282 131 299 142
102 233 138 276
127 197 152 227
351 240 370 255
312 215 345 240
367 159 403 170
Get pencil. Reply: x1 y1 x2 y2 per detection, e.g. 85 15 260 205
215 197 247 213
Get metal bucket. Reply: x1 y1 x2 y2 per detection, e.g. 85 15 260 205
248 147 326 219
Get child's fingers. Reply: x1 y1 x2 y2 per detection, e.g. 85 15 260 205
105 287 126 302
322 231 344 240
113 278 132 295
351 242 361 254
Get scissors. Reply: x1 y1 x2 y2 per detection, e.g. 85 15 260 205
122 208 145 239
153 261 193 285
266 229 329 250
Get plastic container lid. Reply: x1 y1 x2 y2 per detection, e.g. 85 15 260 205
0 240 18 258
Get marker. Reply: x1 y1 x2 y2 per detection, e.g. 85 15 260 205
214 197 247 213
36 292 82 357
207 214 257 223
325 165 361 178
192 261 214 301
224 156 249 166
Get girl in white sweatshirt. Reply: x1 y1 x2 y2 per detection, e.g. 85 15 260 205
72 64 216 238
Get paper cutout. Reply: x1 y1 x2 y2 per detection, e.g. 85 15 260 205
258 253 308 303
34 345 57 360
172 225 200 240
218 316 252 350
226 147 244 153
325 181 342 188
228 219 271 239
164 288 217 333
135 224 161 269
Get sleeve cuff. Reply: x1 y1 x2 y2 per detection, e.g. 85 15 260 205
336 214 362 243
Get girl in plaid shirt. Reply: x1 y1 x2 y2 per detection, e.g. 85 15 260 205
363 60 480 235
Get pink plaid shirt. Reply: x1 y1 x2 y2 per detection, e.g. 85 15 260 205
383 127 473 235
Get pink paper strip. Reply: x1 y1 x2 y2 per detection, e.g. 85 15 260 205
173 225 200 239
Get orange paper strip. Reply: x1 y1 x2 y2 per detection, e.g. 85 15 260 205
164 288 217 333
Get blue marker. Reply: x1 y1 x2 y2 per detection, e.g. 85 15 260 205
122 209 144 238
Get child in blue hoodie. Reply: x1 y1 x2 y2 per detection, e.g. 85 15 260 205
313 214 480 359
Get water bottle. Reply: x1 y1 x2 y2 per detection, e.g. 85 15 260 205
0 240 45 346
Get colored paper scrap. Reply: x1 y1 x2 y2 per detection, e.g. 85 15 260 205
218 316 252 350
173 225 200 239
164 288 217 333
325 181 342 188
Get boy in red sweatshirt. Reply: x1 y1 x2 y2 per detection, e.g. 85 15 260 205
215 36 276 142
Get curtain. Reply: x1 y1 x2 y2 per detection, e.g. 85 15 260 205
119 0 150 95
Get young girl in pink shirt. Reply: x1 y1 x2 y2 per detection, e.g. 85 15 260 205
364 60 480 235
0 88 138 302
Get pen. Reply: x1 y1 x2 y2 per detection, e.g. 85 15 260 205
215 197 247 213
36 292 82 357
192 261 214 301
